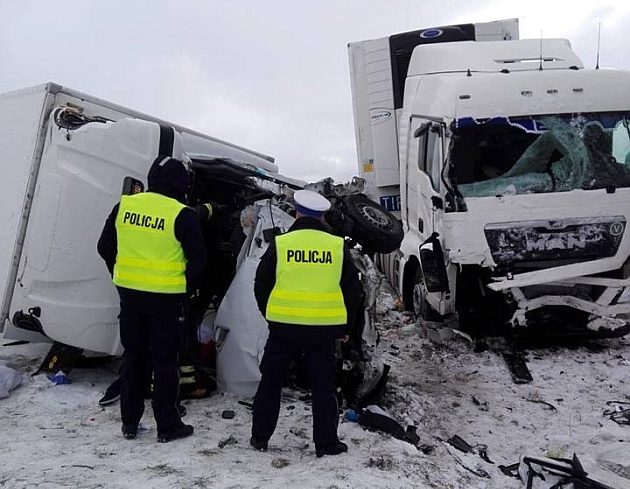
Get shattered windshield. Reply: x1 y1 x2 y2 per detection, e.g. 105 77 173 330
451 113 630 198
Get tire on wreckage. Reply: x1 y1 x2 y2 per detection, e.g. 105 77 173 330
338 194 403 253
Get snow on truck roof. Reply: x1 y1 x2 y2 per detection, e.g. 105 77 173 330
408 39 583 76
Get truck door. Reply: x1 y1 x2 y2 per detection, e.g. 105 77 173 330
405 118 444 239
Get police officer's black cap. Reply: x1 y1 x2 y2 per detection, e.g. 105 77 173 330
147 156 190 194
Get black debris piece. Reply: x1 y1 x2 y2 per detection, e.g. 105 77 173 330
419 444 435 455
476 446 494 464
503 352 533 384
221 410 235 419
218 435 239 449
446 435 473 454
471 396 489 411
603 400 630 426
498 462 520 478
357 406 420 447
524 397 557 412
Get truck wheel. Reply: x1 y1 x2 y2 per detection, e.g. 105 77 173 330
412 268 441 321
342 194 403 253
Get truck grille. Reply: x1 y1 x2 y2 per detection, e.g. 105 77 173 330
484 217 626 267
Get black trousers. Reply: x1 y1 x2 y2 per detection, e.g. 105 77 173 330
119 303 182 432
252 332 338 449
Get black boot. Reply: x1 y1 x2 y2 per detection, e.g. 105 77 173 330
121 423 138 440
157 423 194 443
250 436 268 452
316 440 348 458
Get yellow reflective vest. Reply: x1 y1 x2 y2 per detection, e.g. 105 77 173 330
113 192 187 294
266 229 347 326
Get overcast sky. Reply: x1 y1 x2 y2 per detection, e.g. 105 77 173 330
1 0 629 182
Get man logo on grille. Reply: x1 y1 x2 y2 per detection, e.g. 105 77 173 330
610 222 625 237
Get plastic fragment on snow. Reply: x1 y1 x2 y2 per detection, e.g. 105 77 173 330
344 409 360 422
48 370 71 385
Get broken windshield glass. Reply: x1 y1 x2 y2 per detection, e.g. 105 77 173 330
450 113 630 198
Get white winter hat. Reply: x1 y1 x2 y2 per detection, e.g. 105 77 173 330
294 190 331 215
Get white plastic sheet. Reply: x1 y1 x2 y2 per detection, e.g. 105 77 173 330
0 363 23 399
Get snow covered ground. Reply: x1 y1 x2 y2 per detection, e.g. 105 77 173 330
1 284 629 488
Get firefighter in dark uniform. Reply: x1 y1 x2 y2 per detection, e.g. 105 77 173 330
97 155 207 443
250 190 361 457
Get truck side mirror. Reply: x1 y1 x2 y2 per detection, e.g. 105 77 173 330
121 176 144 195
414 122 442 138
431 196 443 210
414 123 430 138
419 236 449 293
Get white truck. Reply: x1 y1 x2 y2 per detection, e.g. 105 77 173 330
349 19 630 338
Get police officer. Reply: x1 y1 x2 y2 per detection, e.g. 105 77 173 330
97 155 207 443
250 190 360 457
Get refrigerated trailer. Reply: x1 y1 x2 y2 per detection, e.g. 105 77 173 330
349 19 519 214
0 82 277 355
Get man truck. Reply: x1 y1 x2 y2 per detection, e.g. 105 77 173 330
349 19 630 337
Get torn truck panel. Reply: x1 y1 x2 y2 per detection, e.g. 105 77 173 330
214 201 294 397
215 200 389 402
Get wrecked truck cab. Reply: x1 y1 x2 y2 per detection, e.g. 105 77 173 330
350 28 630 338
205 192 389 404
440 112 630 337
186 158 393 403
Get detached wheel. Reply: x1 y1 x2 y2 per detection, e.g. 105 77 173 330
342 194 403 253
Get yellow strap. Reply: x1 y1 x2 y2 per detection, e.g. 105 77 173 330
116 256 186 272
115 270 186 287
269 289 343 301
266 304 348 318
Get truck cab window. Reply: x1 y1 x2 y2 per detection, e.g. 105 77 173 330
417 130 428 172
426 130 441 192
612 119 630 165
452 112 630 198
415 123 441 192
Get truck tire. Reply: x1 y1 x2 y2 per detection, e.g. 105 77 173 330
342 194 403 253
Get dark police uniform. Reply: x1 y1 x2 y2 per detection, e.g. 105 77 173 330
98 156 206 442
252 215 360 456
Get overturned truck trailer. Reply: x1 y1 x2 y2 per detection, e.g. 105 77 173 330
0 83 395 403
0 82 278 355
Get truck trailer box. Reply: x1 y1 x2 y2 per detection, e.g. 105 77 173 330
0 82 277 355
348 19 519 213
